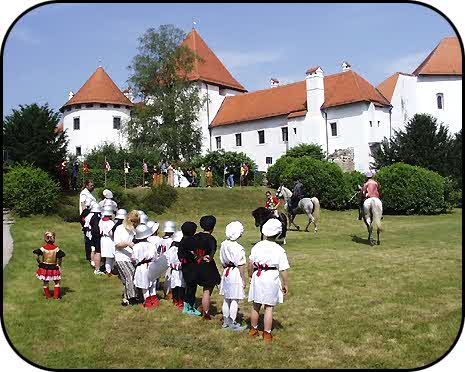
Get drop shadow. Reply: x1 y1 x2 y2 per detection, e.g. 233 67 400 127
350 234 371 246
60 286 74 298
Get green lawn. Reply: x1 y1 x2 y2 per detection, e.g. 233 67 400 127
3 187 462 369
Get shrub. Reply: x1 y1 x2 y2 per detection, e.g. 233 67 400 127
141 184 177 214
343 170 366 208
56 203 81 223
267 156 295 188
3 165 60 217
443 177 462 211
374 163 445 214
285 143 325 160
273 156 353 209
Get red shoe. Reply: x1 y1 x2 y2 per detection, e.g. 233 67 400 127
43 287 52 299
150 296 159 307
144 298 153 308
53 286 60 299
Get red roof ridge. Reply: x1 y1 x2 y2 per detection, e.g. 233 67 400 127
305 66 321 74
229 80 304 98
412 36 462 75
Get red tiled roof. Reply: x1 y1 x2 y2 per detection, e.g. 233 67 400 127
181 29 247 92
412 36 462 76
288 110 307 119
306 66 321 74
60 67 133 111
376 72 416 103
211 70 391 127
54 122 64 133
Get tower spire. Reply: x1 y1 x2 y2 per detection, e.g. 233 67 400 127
192 17 198 30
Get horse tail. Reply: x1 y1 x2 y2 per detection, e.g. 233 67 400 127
311 197 320 223
371 198 383 233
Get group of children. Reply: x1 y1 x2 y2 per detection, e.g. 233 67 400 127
34 189 290 342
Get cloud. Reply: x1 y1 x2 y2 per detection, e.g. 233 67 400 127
216 50 282 69
11 28 41 45
384 51 429 75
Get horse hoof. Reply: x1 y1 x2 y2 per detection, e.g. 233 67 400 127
377 241 380 245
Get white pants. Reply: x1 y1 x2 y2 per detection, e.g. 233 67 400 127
222 298 239 322
142 284 157 300
105 257 115 273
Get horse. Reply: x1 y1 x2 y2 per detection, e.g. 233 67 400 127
251 207 287 245
362 197 383 246
276 185 320 232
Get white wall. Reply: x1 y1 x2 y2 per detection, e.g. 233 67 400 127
211 115 289 171
63 105 131 157
416 75 462 134
389 74 417 133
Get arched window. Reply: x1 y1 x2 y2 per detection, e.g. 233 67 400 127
436 93 444 110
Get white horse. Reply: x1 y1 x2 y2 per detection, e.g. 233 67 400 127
276 185 320 232
363 197 383 246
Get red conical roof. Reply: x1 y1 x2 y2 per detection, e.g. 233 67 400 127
181 29 247 92
61 67 133 111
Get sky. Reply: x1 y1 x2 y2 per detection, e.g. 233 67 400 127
2 2 460 118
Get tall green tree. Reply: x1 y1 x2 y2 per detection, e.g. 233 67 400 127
285 143 325 160
3 103 68 176
126 24 206 162
447 129 462 188
371 113 453 176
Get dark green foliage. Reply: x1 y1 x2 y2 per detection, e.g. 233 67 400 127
446 129 462 189
285 143 325 160
56 204 80 223
191 150 257 187
78 168 150 189
3 165 60 217
443 177 462 210
126 25 205 161
94 182 134 210
374 163 445 215
3 103 68 177
343 170 366 208
266 156 294 188
141 184 178 214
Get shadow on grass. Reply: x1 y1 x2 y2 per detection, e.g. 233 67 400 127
350 234 371 246
61 286 75 298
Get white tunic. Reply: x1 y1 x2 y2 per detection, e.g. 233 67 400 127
84 212 93 240
99 218 115 258
132 241 157 289
113 225 134 262
219 240 246 299
248 240 290 306
98 198 118 212
160 237 174 285
147 235 163 257
79 188 96 214
166 245 185 288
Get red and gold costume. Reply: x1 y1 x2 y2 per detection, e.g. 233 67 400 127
33 244 66 281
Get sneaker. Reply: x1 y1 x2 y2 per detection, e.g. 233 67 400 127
222 317 232 328
182 302 190 314
228 322 247 331
94 270 105 275
121 299 129 307
249 327 260 337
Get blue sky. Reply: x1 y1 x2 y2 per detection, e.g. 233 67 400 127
2 2 459 117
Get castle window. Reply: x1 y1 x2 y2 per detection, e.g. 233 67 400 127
76 146 82 156
66 107 71 112
378 121 380 127
282 127 288 142
266 157 273 164
293 128 297 135
436 93 444 110
235 133 242 147
86 103 93 108
216 136 222 149
113 104 120 108
330 122 337 136
113 117 121 130
100 103 108 108
125 105 131 110
73 117 80 130
75 104 82 109
369 120 373 127
258 130 265 144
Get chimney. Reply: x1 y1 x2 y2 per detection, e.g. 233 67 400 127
341 61 351 72
270 78 279 88
123 88 134 102
305 66 324 115
68 91 74 100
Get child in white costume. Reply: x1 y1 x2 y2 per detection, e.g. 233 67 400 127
99 206 116 275
248 218 289 342
132 224 159 308
219 221 247 331
165 231 185 309
160 221 176 298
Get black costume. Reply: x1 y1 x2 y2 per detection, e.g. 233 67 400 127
290 181 304 210
193 232 221 288
80 208 92 261
89 212 101 253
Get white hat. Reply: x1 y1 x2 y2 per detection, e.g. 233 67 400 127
225 221 244 241
115 209 127 220
139 214 148 225
137 210 145 216
163 221 176 233
90 203 102 213
146 220 160 234
103 199 114 207
262 219 282 237
365 171 373 178
172 230 183 243
135 224 153 240
103 189 113 199
102 205 114 216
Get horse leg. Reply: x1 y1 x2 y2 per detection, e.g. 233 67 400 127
377 229 380 245
304 215 313 232
289 214 299 230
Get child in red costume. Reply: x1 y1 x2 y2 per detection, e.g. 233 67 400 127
33 231 66 299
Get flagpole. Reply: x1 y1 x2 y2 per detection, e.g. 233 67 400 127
104 156 107 188
124 159 127 190
142 159 145 187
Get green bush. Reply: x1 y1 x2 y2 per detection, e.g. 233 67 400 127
3 165 60 217
267 156 294 188
141 184 177 214
343 170 366 209
443 177 462 211
285 143 325 160
270 156 352 209
79 168 148 189
374 163 445 214
56 203 81 223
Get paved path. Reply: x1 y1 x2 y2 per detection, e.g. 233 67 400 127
3 209 14 269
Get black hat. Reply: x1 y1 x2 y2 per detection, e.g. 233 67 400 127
200 215 216 231
181 221 197 236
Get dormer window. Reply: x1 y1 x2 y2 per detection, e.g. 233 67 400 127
436 93 444 110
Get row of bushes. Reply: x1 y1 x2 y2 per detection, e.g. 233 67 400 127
267 156 459 214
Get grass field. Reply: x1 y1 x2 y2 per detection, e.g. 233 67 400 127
3 187 462 369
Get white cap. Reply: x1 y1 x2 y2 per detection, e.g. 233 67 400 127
365 171 373 178
139 214 148 225
262 219 282 237
137 210 145 216
115 209 127 220
102 205 114 216
146 220 160 234
163 221 176 233
135 224 152 240
225 221 244 241
103 189 113 199
172 230 183 243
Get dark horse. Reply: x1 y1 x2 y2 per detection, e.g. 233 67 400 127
252 207 288 245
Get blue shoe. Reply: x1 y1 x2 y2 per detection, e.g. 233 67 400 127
182 302 190 314
186 304 201 316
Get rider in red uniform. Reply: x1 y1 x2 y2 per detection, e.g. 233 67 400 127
265 191 280 217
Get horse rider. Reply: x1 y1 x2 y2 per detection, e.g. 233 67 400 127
265 191 280 217
358 171 381 220
289 179 304 213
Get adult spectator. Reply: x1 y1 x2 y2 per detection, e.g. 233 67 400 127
71 161 79 191
79 180 96 215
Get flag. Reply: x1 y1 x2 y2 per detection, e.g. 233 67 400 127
124 161 130 174
142 161 148 173
104 161 111 172
83 162 89 174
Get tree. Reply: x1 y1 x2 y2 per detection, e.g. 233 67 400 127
371 113 452 176
447 129 462 188
3 103 68 177
126 25 206 162
285 143 325 160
